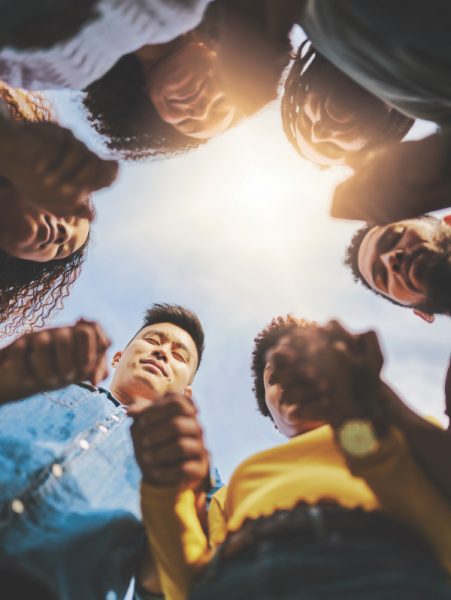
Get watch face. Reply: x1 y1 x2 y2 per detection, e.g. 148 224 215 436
338 419 380 458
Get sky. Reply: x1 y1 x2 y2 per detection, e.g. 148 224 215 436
39 88 451 481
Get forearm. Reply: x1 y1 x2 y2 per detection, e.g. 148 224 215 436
141 483 212 600
381 382 451 501
345 426 451 572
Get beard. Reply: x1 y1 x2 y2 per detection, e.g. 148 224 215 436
415 225 451 315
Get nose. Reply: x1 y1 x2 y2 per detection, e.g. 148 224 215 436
152 348 168 363
381 249 404 274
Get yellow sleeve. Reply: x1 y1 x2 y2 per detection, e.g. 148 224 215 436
345 426 451 572
208 486 228 547
141 483 213 600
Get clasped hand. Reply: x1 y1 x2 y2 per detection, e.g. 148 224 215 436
269 321 386 430
130 393 209 491
0 318 110 403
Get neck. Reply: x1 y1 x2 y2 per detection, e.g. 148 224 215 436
109 385 137 406
109 381 159 412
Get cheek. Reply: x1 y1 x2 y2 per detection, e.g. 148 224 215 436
264 384 282 416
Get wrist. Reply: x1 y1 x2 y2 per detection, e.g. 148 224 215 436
335 419 381 459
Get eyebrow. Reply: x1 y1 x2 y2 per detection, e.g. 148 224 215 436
144 330 191 358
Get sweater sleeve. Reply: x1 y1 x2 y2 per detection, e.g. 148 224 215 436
345 426 451 572
141 483 213 600
208 486 228 547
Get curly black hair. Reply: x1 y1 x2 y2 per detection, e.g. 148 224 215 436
0 238 89 339
281 40 414 166
83 53 207 161
82 0 288 161
0 82 89 337
251 315 312 418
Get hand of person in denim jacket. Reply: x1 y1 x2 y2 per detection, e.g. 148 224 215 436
0 318 111 403
130 392 209 491
269 320 387 431
0 116 118 220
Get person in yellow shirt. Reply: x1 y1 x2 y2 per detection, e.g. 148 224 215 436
131 318 451 600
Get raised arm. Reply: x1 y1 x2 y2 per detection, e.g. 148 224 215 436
0 319 110 404
130 394 214 600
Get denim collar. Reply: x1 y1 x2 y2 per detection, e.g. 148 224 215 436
77 382 122 407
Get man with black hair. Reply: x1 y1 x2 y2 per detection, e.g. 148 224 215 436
344 214 451 322
0 303 215 600
132 317 451 600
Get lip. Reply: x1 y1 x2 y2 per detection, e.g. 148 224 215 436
140 359 168 377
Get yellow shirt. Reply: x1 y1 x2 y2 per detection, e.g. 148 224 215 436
141 425 451 600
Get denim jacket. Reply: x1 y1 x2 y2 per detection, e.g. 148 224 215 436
0 384 146 600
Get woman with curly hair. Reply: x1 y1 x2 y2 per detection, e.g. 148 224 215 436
0 0 291 160
83 1 291 159
0 84 91 337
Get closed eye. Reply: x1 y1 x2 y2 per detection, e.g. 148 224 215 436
376 226 406 255
173 351 188 363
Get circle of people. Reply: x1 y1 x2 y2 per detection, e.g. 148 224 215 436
0 2 450 600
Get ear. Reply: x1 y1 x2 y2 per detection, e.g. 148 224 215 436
111 351 122 367
184 385 193 399
443 214 451 227
413 309 435 323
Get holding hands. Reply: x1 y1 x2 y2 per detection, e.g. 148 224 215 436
0 117 118 220
332 134 451 223
130 393 209 491
269 320 387 431
0 318 110 403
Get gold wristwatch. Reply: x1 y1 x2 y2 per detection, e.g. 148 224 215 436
337 419 380 458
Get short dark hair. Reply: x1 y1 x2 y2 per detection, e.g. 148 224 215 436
281 40 414 166
138 303 205 368
251 315 312 418
343 215 441 308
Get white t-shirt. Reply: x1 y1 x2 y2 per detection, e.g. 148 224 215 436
0 0 212 90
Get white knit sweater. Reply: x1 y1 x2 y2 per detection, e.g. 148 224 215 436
0 0 212 90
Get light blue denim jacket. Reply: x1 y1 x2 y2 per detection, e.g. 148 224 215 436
0 384 146 600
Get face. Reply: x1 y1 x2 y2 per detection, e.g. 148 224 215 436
263 336 326 438
0 204 89 262
144 42 237 140
294 67 390 166
357 218 451 308
110 322 199 406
